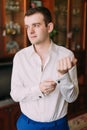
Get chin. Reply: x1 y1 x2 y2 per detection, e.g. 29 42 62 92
31 42 35 45
31 41 40 45
29 40 36 45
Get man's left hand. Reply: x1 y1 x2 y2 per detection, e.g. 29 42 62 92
57 56 77 76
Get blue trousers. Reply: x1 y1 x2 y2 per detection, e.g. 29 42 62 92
16 113 70 130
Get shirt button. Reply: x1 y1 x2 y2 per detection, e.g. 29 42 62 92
39 96 42 98
58 80 60 83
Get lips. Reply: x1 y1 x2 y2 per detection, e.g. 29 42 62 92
30 35 37 38
30 36 37 39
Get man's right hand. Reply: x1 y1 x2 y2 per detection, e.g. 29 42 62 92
39 80 57 95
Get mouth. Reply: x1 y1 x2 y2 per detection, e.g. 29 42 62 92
30 36 37 39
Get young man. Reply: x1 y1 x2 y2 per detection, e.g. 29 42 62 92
10 7 79 130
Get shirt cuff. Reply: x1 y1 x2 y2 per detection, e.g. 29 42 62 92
31 86 44 100
56 72 72 85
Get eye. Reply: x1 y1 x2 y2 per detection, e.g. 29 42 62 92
33 23 40 28
36 24 40 27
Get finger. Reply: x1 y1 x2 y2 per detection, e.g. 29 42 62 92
45 80 57 86
63 58 68 70
57 59 63 71
46 87 55 94
72 57 77 66
48 86 55 92
66 57 72 69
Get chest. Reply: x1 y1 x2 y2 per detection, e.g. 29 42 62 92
21 56 58 84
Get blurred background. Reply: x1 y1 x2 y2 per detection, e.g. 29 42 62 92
0 0 87 130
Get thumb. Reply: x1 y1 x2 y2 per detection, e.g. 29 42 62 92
72 57 77 66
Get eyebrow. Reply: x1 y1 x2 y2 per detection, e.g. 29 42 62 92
25 22 41 27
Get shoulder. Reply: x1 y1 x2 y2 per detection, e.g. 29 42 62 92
53 43 74 58
13 45 32 62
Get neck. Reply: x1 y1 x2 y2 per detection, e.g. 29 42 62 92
34 39 51 64
34 39 51 55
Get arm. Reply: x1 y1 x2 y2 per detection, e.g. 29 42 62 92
56 55 79 103
57 65 79 103
10 54 44 102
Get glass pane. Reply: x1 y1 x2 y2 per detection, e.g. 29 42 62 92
2 0 26 57
5 0 21 55
54 0 67 46
70 0 83 50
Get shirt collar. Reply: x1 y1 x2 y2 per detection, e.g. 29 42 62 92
29 40 56 57
48 40 57 56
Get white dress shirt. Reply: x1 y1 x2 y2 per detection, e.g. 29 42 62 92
10 41 79 122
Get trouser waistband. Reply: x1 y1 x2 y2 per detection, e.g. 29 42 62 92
21 113 67 127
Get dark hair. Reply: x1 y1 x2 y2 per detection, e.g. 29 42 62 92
25 7 52 26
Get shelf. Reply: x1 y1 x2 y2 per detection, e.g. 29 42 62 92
0 0 28 59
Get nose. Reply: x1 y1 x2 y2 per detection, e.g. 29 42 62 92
29 26 35 34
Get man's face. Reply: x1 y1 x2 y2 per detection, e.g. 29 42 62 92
24 13 51 45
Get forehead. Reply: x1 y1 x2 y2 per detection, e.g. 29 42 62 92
24 13 44 25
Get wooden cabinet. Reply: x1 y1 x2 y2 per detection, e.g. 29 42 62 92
53 0 86 50
0 101 21 130
0 0 5 57
0 0 87 56
9 103 21 130
0 0 29 59
0 108 9 130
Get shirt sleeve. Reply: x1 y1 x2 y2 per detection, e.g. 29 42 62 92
10 53 44 102
56 65 79 103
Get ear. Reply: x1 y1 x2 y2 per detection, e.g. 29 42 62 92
47 22 54 33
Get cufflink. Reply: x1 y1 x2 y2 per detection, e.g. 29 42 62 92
58 80 60 83
39 96 42 98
